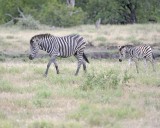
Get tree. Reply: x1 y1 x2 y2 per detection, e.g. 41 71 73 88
66 0 75 7
116 0 138 24
38 2 85 27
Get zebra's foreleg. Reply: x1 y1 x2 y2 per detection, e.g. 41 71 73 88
44 60 52 77
44 56 58 77
143 59 148 72
134 61 139 73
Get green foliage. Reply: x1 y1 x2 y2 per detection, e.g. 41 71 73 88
82 68 134 91
16 15 40 29
82 69 121 91
86 0 118 24
38 2 85 27
137 0 160 23
0 0 160 26
122 71 133 84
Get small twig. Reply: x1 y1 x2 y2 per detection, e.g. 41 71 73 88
17 7 25 18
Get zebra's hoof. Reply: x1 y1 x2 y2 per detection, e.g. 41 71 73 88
119 59 122 62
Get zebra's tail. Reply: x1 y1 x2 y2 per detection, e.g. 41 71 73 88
83 53 89 63
152 52 155 60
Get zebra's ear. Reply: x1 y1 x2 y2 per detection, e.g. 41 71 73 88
118 45 126 51
118 46 122 50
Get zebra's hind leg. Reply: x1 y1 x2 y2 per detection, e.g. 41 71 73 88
83 60 87 72
75 52 84 76
75 61 82 76
74 54 85 75
143 59 148 72
150 59 156 72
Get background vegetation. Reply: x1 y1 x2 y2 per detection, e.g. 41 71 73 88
0 0 160 27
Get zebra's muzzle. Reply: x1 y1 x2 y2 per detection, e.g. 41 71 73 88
119 59 122 62
29 55 33 60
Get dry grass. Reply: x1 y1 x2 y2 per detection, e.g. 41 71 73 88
0 24 160 128
0 60 160 128
1 24 160 53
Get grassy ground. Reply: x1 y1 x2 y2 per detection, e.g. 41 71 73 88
0 24 160 128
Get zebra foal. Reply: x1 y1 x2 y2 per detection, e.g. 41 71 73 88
29 34 89 76
118 44 155 73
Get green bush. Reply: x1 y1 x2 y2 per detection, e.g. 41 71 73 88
38 2 86 27
17 15 40 29
82 68 133 91
82 69 121 91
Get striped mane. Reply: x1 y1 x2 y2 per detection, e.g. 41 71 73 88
32 33 52 39
30 34 52 45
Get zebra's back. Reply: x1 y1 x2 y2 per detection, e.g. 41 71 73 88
54 34 86 57
130 45 153 60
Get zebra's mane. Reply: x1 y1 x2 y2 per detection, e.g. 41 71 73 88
30 34 52 45
33 33 52 39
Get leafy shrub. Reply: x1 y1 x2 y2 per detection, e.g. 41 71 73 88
82 68 133 91
122 71 134 84
82 69 121 91
16 15 40 29
38 2 85 27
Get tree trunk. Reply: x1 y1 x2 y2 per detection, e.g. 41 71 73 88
120 0 137 24
95 18 101 29
66 0 75 7
126 1 137 24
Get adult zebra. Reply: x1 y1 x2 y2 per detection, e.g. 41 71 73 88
29 33 89 76
118 44 155 73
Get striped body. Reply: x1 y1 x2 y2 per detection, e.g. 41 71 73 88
29 34 89 76
38 34 85 57
118 45 155 73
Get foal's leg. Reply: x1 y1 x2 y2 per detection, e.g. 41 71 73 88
134 60 139 73
149 59 156 72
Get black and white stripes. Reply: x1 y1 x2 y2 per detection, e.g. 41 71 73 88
118 45 155 73
29 34 89 76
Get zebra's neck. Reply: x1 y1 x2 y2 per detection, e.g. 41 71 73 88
38 37 56 54
126 46 134 58
38 39 49 52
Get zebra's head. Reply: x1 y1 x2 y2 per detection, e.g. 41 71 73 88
118 45 133 62
29 36 40 60
118 45 127 62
